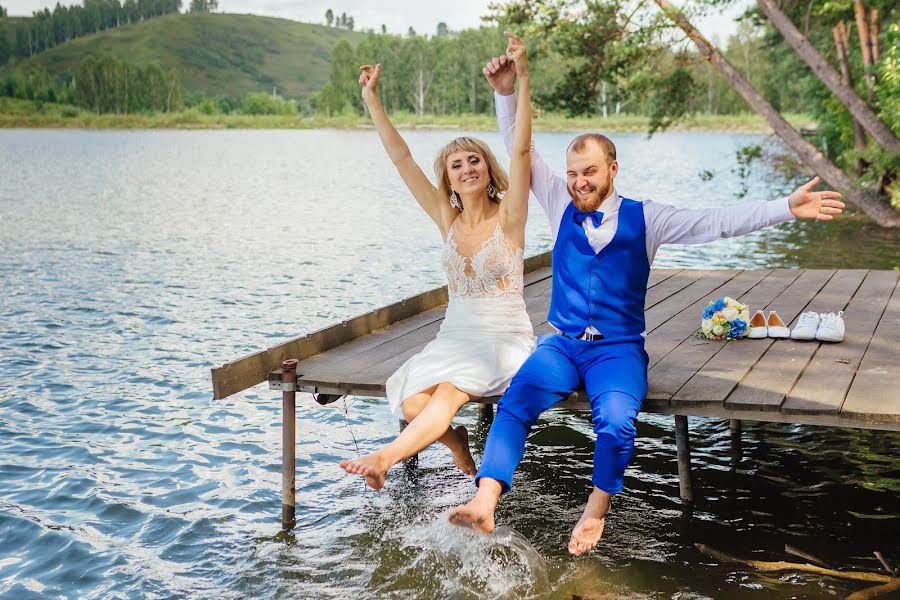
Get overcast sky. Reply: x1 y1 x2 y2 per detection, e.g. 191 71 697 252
3 0 750 42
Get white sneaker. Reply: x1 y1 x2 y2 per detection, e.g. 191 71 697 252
746 310 768 339
766 311 790 338
816 311 845 342
791 311 821 340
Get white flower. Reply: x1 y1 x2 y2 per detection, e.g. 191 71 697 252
702 320 713 332
712 324 724 336
739 310 750 322
722 307 739 321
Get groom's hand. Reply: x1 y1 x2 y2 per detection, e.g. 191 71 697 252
483 54 516 96
788 176 845 221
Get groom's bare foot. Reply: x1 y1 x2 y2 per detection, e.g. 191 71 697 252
339 453 390 490
451 425 477 476
568 487 611 555
449 478 502 533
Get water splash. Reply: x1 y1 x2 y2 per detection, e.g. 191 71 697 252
389 511 552 600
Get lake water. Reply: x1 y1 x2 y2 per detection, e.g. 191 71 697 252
0 129 897 599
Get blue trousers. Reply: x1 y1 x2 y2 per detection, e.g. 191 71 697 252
476 334 648 494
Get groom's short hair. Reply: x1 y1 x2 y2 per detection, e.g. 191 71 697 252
567 134 617 167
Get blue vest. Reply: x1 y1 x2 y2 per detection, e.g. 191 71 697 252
549 198 650 339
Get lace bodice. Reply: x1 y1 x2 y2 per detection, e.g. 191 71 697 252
442 222 524 298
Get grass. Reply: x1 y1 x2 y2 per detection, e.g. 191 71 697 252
4 13 363 100
0 98 816 132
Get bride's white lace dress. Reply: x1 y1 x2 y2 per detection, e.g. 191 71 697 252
386 221 536 416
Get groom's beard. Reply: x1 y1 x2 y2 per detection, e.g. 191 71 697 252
569 176 613 213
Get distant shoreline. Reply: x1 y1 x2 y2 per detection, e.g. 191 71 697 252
0 99 815 134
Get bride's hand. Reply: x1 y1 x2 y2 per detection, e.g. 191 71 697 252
359 64 381 100
504 32 529 79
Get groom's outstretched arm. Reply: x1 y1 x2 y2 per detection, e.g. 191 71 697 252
644 177 844 262
485 55 569 236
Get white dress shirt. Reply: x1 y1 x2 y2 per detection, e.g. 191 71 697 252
495 92 796 336
495 92 796 263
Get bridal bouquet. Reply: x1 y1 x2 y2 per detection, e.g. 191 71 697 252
700 297 750 341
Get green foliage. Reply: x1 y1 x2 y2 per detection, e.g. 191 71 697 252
242 91 297 115
72 55 181 113
877 21 899 133
190 0 219 13
0 0 180 61
3 13 363 101
318 26 539 117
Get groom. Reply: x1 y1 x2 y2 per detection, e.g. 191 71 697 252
449 39 845 555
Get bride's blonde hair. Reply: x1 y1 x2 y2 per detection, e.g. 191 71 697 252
433 137 509 203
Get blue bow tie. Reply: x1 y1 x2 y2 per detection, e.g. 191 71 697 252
573 210 603 228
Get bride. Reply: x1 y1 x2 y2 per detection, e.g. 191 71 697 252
339 33 534 489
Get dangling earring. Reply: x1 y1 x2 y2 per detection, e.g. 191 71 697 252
487 182 496 198
449 189 462 210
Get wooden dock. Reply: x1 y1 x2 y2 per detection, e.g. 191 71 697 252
211 253 900 526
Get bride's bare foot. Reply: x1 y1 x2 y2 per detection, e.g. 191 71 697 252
449 479 502 533
451 425 477 476
568 487 611 556
339 453 390 490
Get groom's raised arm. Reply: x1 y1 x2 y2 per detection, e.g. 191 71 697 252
480 45 572 234
494 92 570 228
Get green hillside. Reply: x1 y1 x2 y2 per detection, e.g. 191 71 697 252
6 12 363 99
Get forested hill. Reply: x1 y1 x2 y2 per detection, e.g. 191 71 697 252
6 12 362 99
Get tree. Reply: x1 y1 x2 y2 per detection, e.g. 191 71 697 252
339 12 346 27
436 22 449 37
381 24 386 34
407 26 416 37
0 4 7 17
347 16 354 31
325 8 333 27
654 0 899 227
755 0 898 152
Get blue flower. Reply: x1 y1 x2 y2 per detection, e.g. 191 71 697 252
702 305 717 320
712 298 727 311
728 319 748 339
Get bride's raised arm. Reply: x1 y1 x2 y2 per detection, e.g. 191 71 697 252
498 33 531 237
358 64 450 233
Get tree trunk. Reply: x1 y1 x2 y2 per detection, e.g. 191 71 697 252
415 70 425 116
757 0 898 152
853 0 876 104
869 8 880 61
601 80 608 119
833 21 868 174
654 0 900 227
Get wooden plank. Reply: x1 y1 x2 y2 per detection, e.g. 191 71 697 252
645 270 741 333
648 269 802 401
644 270 704 310
672 269 833 405
648 269 682 289
841 275 900 424
645 269 775 399
646 270 770 369
783 270 899 415
725 269 867 411
283 381 899 432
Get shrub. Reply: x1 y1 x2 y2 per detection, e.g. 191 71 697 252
242 91 297 115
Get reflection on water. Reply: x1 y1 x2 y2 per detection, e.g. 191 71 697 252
0 129 896 600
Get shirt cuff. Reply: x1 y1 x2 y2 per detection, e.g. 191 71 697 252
494 91 518 118
766 196 796 224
